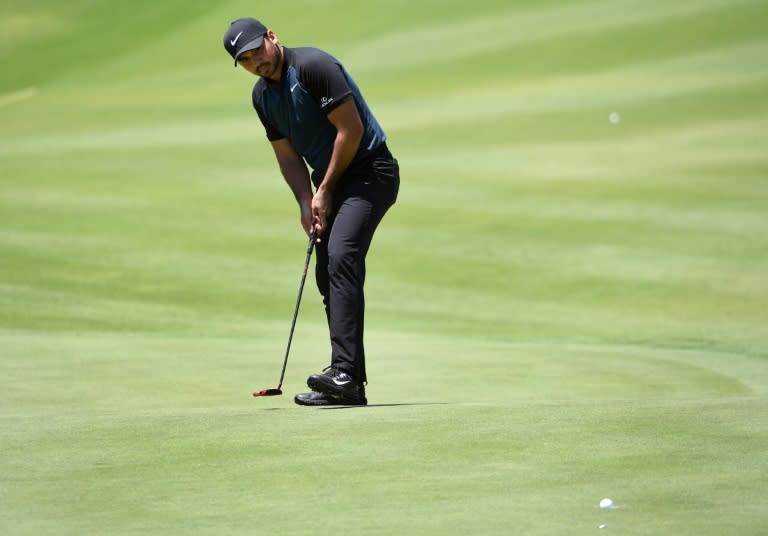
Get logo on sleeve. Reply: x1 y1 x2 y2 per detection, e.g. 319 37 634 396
320 96 334 108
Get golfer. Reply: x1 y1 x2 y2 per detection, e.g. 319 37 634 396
223 18 399 406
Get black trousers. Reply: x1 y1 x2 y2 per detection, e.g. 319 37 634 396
314 145 399 383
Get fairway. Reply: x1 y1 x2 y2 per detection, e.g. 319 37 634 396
2 0 767 534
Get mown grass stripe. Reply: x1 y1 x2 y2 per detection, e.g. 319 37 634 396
0 86 37 107
378 40 768 129
346 0 757 72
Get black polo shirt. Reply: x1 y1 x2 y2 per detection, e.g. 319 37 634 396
252 47 387 187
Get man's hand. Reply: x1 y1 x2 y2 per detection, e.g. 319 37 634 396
300 199 314 236
271 138 315 236
311 186 332 238
311 99 363 240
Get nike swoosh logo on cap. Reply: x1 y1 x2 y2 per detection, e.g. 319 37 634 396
230 31 243 47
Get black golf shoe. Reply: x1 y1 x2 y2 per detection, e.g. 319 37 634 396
294 390 367 406
307 367 364 401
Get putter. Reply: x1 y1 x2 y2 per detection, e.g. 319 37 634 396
253 228 317 397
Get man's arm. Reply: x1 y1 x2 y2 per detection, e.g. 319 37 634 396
312 99 364 235
271 138 314 235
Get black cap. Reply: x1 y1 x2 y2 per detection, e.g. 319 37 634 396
223 18 268 66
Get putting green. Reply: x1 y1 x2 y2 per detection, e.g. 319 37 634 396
1 0 767 534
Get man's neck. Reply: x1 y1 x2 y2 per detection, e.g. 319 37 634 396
270 45 286 82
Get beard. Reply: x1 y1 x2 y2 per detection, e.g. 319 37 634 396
259 45 283 80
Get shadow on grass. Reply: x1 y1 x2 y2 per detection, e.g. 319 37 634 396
258 403 448 411
318 403 448 410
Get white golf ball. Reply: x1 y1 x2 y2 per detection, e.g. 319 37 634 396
599 498 614 509
609 112 621 124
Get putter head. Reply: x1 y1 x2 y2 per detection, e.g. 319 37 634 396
253 388 283 397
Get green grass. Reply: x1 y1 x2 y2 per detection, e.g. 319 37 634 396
1 0 767 534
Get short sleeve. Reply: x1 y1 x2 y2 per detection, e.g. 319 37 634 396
297 52 353 114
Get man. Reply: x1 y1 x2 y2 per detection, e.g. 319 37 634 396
223 18 399 406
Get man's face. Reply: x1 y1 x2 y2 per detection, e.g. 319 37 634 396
237 31 282 80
